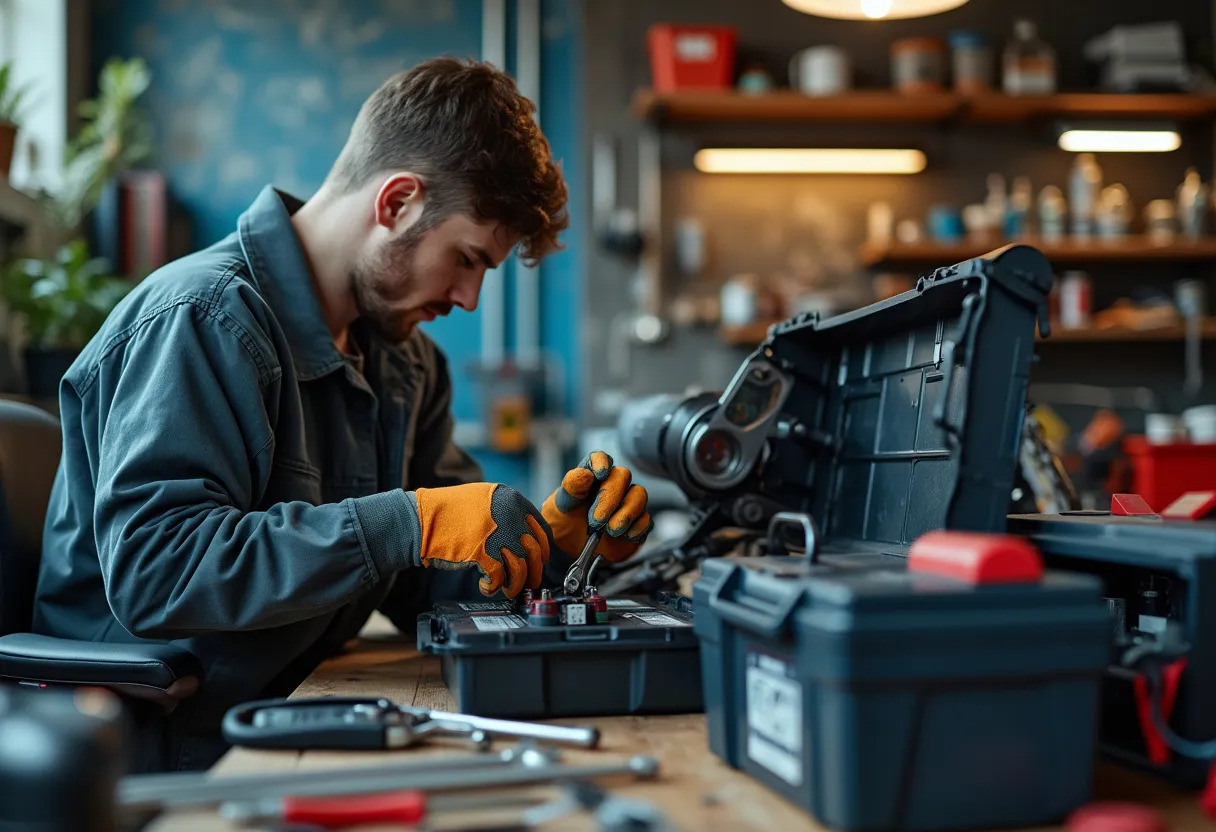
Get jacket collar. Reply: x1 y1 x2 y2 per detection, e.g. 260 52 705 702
237 185 346 381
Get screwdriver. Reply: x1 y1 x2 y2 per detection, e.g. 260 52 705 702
222 789 545 829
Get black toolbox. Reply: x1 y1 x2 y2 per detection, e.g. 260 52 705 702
690 246 1113 830
417 595 701 718
1008 509 1216 788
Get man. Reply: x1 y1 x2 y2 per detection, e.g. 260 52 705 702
31 57 652 770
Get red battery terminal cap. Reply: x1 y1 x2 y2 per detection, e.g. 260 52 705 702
1111 493 1161 518
907 531 1043 585
1065 802 1167 832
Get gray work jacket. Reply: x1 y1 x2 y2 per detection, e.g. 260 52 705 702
32 185 487 768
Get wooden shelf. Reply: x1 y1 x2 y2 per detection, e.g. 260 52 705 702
633 89 1216 126
966 92 1216 123
859 236 1216 268
722 317 1216 347
633 89 959 124
1039 319 1216 342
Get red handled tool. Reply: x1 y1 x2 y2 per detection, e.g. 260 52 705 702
224 790 428 828
222 789 545 829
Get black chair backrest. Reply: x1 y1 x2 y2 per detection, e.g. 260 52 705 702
0 400 62 635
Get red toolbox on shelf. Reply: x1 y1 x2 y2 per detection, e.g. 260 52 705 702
646 24 737 92
1123 436 1216 513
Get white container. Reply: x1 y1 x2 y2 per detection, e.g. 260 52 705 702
1058 271 1092 329
1145 413 1184 445
720 275 759 326
789 46 849 97
1068 153 1102 240
1184 405 1216 443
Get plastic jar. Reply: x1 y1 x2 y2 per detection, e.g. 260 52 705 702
949 31 993 94
891 37 947 93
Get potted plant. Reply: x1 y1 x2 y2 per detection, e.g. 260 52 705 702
0 57 152 398
2 240 131 397
0 61 32 179
51 57 153 231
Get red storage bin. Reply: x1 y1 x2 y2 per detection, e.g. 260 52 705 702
1123 435 1216 512
647 24 737 92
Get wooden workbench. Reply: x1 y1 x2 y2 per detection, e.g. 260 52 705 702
152 614 1208 831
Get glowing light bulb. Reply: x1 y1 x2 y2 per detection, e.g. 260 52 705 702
861 0 893 18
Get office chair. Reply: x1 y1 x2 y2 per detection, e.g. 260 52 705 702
0 399 201 729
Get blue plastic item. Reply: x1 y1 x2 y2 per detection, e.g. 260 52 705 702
684 245 1112 829
694 555 1109 831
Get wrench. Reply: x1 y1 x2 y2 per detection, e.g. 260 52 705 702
563 530 602 596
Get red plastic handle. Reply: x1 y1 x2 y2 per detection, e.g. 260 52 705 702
283 790 427 827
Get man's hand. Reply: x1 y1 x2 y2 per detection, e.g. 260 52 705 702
410 483 551 597
541 451 653 564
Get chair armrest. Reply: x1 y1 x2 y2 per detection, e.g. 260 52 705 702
0 633 201 710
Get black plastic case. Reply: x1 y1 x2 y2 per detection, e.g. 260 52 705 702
417 596 701 718
1008 510 1216 788
685 246 1115 830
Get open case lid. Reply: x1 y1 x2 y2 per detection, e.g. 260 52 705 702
752 244 1053 556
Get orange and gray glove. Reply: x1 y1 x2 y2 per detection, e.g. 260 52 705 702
541 451 653 564
404 483 551 598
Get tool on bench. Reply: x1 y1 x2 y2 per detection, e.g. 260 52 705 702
121 744 658 816
563 528 602 596
120 744 553 811
220 789 548 830
521 781 681 832
221 696 600 751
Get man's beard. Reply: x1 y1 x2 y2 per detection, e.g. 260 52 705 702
351 225 426 344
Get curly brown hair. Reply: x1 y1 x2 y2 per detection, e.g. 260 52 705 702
328 57 568 266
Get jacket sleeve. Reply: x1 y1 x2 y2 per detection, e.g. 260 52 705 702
89 301 417 640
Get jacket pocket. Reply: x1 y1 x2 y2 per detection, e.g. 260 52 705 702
264 456 323 506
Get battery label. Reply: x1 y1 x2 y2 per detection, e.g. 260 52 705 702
605 599 643 608
470 614 526 631
459 602 515 612
564 604 588 625
630 611 689 627
745 652 803 786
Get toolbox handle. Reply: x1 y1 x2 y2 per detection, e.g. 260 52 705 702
766 512 820 562
416 614 439 652
708 569 801 638
932 291 981 439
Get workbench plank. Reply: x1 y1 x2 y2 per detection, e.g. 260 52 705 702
151 632 1209 832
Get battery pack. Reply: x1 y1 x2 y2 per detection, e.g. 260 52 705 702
418 594 701 719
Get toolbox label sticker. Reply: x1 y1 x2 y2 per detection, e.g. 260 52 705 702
605 599 643 608
459 602 515 612
745 653 803 786
630 611 690 627
470 614 526 632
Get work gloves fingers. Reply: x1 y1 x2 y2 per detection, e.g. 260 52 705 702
407 483 552 598
540 450 654 565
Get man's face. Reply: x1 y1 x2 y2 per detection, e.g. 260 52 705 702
352 211 519 343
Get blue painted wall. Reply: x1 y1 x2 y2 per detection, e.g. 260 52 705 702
90 0 584 496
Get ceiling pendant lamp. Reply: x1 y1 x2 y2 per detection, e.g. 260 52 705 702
781 0 969 21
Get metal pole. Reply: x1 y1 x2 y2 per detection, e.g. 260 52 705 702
514 0 542 371
479 0 507 369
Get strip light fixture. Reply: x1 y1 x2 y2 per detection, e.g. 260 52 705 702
694 148 927 174
781 0 968 21
1057 128 1181 153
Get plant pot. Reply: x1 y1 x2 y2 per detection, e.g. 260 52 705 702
23 347 79 400
0 121 16 179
